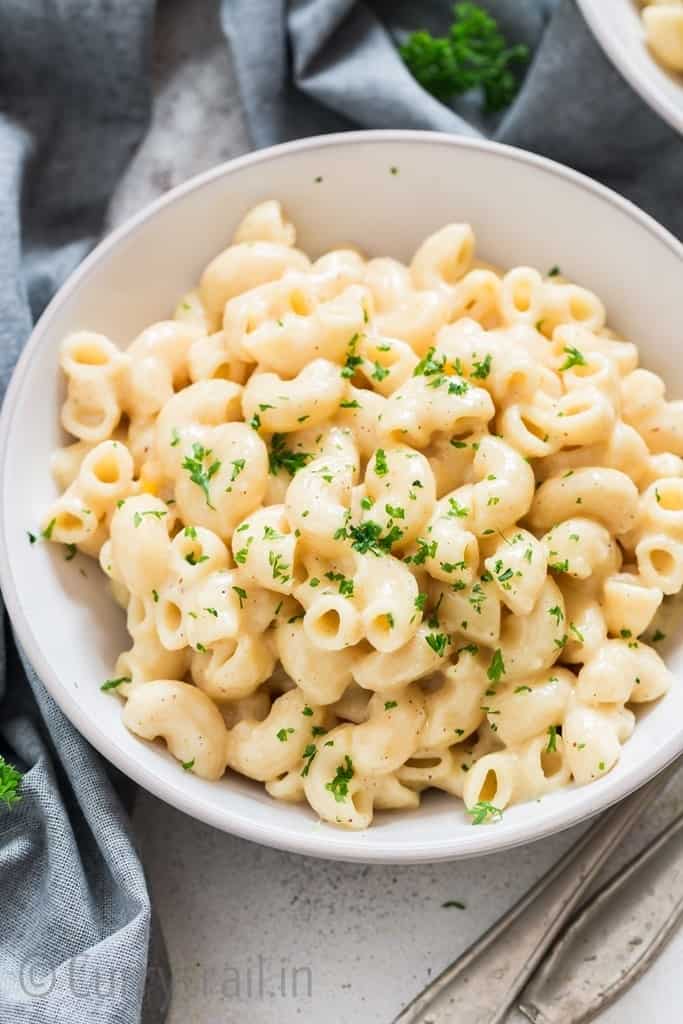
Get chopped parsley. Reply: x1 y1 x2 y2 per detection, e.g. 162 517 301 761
325 755 354 802
133 509 167 527
374 449 389 476
487 648 505 684
301 744 317 777
471 353 492 380
276 728 295 742
100 676 131 692
0 756 22 810
400 2 529 112
559 346 587 371
426 632 449 656
268 434 312 477
448 498 469 519
546 725 558 753
232 586 247 608
467 800 503 825
181 443 221 508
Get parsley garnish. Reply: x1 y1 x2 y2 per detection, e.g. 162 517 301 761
487 648 505 683
181 758 195 771
559 346 587 371
101 676 131 692
133 509 167 527
467 800 503 825
268 434 312 477
546 725 558 753
426 632 449 656
374 449 389 476
400 3 529 112
301 744 317 777
181 443 221 508
325 756 354 802
471 353 492 379
0 756 22 810
276 728 294 742
384 700 398 711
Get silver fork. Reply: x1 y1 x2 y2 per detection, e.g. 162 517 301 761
393 760 679 1024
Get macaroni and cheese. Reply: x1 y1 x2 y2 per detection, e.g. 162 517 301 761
42 200 679 829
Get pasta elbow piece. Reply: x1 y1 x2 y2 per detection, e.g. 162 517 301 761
122 680 229 780
541 518 620 581
243 359 345 432
563 700 631 785
191 635 276 702
470 436 535 534
410 223 476 294
602 572 663 638
354 553 421 652
199 241 309 324
499 578 567 681
276 619 356 704
487 669 574 748
381 374 494 448
351 686 426 775
232 199 296 246
463 751 519 813
420 653 489 749
110 494 171 596
303 725 375 830
226 689 327 782
529 467 639 536
352 624 450 693
643 4 683 71
577 639 671 705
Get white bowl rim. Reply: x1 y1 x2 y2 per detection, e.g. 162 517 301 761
576 0 683 136
2 129 682 863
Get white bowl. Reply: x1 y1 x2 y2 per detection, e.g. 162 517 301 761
576 0 683 135
2 131 682 863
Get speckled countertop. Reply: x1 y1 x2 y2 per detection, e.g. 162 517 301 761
114 3 683 1020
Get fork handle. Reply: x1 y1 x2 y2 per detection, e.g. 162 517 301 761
392 764 677 1024
518 802 683 1024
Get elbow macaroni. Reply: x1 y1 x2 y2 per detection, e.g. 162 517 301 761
43 204 678 830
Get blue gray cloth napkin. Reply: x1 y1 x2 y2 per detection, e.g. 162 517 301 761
0 2 680 1024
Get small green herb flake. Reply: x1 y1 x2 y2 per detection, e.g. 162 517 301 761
559 346 587 371
442 900 466 909
181 443 221 508
41 518 56 540
133 509 167 527
181 758 195 771
27 531 37 545
374 449 389 476
101 676 131 692
384 700 398 711
467 800 503 825
546 725 558 753
268 434 312 477
276 728 295 742
487 648 505 684
325 755 354 802
548 265 561 277
0 756 22 810
471 353 492 380
301 743 317 776
652 629 666 643
64 543 77 561
170 427 181 447
426 632 449 656
302 706 314 717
